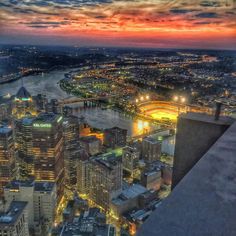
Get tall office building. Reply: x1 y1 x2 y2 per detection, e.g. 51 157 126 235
32 113 64 202
0 103 10 121
12 86 36 118
15 118 34 179
46 99 61 114
104 127 127 148
63 115 80 144
63 116 80 193
0 201 29 236
0 126 16 196
89 154 122 211
141 137 162 164
77 149 90 195
172 112 234 189
64 143 80 193
34 94 48 112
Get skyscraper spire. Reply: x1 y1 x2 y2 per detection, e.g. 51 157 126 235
21 76 24 87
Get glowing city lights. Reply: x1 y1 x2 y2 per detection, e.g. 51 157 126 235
135 95 150 104
173 95 186 104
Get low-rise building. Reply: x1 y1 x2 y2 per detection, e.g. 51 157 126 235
104 127 127 148
111 184 148 218
140 169 162 191
4 180 56 234
0 201 29 236
57 208 116 236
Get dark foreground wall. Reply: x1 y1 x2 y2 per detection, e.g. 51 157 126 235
137 121 236 236
172 112 234 189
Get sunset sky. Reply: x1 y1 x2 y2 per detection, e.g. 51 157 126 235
0 0 235 49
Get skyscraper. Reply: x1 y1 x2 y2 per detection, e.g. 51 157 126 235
15 118 34 179
63 115 80 193
32 113 64 202
12 86 36 118
0 125 16 196
77 149 90 195
89 154 122 211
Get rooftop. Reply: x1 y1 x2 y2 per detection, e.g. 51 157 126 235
34 181 55 192
33 113 62 124
138 121 236 236
4 180 55 192
22 117 34 125
60 208 115 236
0 125 12 134
15 86 31 99
104 126 127 132
80 135 100 143
180 112 235 126
143 136 162 144
92 153 121 170
0 201 27 226
112 184 147 205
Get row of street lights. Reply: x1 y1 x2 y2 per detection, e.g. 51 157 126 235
173 95 186 104
136 95 150 103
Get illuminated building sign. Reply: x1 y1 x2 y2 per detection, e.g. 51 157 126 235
21 97 31 101
14 97 31 102
33 123 52 128
57 116 63 123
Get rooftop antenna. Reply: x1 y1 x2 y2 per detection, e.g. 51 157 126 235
214 101 222 121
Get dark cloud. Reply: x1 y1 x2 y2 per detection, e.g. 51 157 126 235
1 0 114 12
22 20 70 29
170 8 196 14
27 21 63 25
28 25 50 28
199 1 221 7
94 15 107 19
195 12 219 18
10 7 60 16
194 21 211 25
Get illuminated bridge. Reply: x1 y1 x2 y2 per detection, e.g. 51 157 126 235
130 127 172 141
59 95 118 105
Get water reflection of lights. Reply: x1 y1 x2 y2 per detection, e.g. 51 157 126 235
136 120 150 134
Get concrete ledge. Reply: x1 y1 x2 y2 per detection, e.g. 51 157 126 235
137 122 236 236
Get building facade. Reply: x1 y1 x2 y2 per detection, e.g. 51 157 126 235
12 86 36 119
32 113 64 201
89 154 122 211
141 137 162 164
15 118 34 179
104 127 127 148
0 126 16 196
4 180 56 234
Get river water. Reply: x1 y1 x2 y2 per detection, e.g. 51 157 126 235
0 69 175 155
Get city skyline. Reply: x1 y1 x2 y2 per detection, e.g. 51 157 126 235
0 0 236 49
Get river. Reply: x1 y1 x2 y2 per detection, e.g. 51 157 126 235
0 69 175 155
